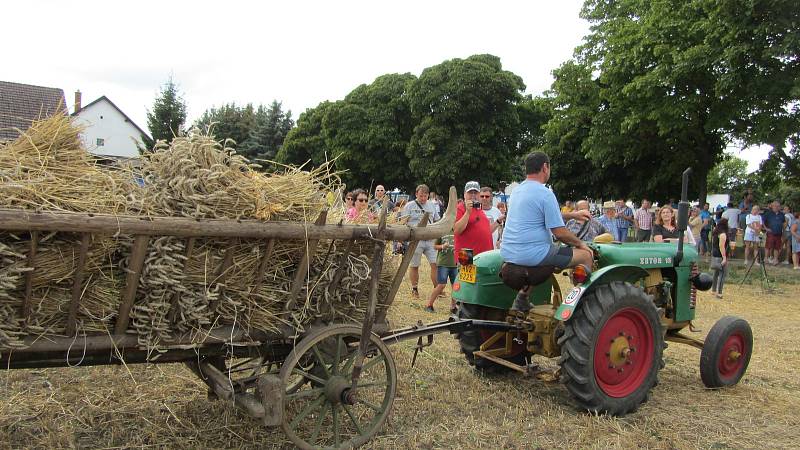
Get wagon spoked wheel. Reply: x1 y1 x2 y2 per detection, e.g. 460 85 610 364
559 281 664 415
280 324 396 450
700 316 753 388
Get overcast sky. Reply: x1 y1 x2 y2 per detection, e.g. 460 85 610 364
3 0 769 170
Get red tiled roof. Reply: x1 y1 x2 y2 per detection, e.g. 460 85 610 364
0 81 67 141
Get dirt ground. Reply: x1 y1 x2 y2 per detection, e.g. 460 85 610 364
0 261 798 449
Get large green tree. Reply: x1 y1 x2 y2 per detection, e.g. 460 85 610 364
708 0 800 182
280 74 418 190
407 54 526 194
546 0 799 203
193 102 257 147
240 101 294 164
707 155 749 194
146 77 187 145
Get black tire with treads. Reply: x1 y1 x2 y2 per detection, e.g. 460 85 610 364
558 281 664 415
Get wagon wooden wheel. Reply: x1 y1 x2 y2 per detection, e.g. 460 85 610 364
279 324 397 449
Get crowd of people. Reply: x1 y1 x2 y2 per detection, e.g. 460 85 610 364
339 161 799 311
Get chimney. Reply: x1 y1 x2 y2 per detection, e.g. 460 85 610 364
74 90 82 113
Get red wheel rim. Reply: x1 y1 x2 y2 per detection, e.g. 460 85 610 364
593 307 654 398
717 332 747 382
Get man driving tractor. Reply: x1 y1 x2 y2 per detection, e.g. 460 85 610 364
500 151 594 312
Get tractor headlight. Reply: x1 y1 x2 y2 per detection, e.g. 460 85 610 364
691 272 713 291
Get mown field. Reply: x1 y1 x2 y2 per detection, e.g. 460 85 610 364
0 260 798 449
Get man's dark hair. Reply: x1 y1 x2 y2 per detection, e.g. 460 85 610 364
727 202 734 208
525 151 550 174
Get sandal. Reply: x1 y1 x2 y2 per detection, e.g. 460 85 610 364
411 286 420 299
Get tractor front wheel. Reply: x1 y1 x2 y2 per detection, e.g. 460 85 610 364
700 316 752 388
559 281 664 415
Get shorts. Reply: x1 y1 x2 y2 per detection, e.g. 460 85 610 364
538 244 574 268
436 266 458 285
765 233 782 251
726 229 738 246
410 240 437 267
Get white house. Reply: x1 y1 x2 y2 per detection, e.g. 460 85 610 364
71 92 149 159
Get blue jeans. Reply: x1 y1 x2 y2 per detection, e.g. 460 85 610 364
617 227 629 242
436 266 458 285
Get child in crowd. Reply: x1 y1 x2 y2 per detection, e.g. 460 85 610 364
425 231 457 314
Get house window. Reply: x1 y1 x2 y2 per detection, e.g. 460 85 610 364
96 138 105 147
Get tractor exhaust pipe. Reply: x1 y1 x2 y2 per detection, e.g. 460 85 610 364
674 167 692 267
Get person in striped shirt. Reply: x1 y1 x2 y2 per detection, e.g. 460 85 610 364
634 199 654 242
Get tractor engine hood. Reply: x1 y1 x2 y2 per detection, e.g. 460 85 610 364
593 243 698 268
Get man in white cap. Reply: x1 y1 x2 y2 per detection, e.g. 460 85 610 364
454 181 494 258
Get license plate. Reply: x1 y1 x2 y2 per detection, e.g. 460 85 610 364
459 264 476 283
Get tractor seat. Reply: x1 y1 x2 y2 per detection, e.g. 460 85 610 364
499 262 555 291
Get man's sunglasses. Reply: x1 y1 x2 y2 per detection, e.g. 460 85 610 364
479 195 491 198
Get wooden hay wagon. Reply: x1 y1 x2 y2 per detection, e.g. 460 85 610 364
0 188 458 449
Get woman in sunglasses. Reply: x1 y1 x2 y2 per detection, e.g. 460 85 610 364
346 189 375 223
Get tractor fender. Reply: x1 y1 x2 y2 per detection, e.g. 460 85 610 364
555 264 649 322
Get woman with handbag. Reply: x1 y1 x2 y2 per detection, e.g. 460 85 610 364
711 218 730 299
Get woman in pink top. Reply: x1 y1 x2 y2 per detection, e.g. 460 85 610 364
346 189 375 223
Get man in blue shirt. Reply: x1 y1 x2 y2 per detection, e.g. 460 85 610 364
614 199 634 242
501 152 594 311
762 200 785 265
699 203 712 256
597 201 620 240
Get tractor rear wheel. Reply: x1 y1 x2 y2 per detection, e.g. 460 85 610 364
700 316 752 388
559 281 664 415
457 302 528 373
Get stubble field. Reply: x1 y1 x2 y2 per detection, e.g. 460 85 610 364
0 261 798 449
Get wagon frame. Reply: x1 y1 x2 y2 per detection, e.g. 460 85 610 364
0 187 462 449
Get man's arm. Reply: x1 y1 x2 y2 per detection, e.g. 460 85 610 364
454 203 470 235
563 210 592 222
552 226 593 254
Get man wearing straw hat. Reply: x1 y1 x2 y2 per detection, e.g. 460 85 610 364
597 201 620 240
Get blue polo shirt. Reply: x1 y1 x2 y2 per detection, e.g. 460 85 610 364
762 210 785 235
501 180 564 266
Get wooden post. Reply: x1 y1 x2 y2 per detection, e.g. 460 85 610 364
250 238 276 299
350 202 389 390
285 211 328 311
22 231 38 324
114 235 150 334
167 237 196 323
66 233 91 336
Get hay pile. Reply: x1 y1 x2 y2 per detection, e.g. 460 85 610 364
0 114 398 352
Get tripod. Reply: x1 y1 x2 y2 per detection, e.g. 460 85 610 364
740 242 775 292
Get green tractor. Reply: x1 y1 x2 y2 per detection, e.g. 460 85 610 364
451 169 753 415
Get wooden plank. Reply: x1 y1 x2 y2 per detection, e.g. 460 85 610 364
249 238 276 298
114 235 150 334
66 233 91 336
285 211 328 311
22 231 38 324
0 186 457 241
167 237 196 323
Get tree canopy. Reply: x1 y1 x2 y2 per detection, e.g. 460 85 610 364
146 77 187 146
239 101 293 163
407 54 526 193
544 0 799 203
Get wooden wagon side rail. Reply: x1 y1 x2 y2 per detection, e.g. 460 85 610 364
0 187 458 241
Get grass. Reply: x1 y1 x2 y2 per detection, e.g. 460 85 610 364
0 262 798 449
